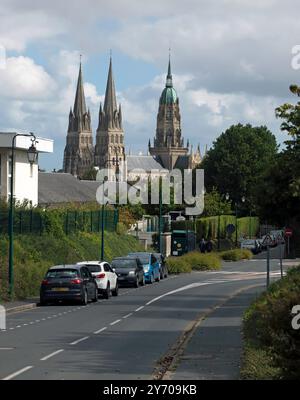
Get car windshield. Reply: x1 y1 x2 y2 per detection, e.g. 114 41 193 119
128 253 149 264
153 253 162 261
112 259 136 268
46 269 79 278
85 265 101 273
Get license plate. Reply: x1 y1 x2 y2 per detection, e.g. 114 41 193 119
52 287 69 292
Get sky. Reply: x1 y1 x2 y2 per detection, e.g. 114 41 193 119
0 0 300 171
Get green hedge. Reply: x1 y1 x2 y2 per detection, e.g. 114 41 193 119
172 215 259 241
242 266 300 380
166 257 192 274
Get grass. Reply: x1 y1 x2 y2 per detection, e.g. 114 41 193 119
0 231 144 301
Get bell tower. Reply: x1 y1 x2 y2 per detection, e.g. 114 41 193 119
95 57 125 180
63 61 94 177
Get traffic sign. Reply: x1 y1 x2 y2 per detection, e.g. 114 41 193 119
285 228 293 237
262 234 273 247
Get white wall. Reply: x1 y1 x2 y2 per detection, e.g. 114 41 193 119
0 149 38 206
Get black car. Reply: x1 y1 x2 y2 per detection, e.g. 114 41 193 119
40 265 98 305
153 253 168 279
111 257 145 287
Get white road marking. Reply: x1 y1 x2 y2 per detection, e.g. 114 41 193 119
123 313 133 319
0 348 13 350
40 349 64 361
110 319 121 326
94 327 107 334
2 366 33 380
135 306 144 312
69 336 89 346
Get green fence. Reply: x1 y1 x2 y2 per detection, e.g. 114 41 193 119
171 215 260 241
0 208 119 235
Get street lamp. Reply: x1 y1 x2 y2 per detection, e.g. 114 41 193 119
8 133 37 298
235 196 246 247
217 192 229 251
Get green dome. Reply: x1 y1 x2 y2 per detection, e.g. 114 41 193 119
160 87 177 105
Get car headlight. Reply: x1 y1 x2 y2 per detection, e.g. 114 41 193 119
143 266 149 273
128 271 135 275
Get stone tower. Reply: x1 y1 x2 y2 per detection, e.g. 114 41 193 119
63 62 94 177
95 57 125 180
149 57 188 170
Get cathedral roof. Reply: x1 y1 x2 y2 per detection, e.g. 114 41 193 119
127 155 166 172
103 57 118 116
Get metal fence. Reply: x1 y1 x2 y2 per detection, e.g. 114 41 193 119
0 208 119 235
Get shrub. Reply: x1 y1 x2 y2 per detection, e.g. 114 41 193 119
182 251 221 271
242 266 300 380
166 257 191 274
220 249 253 261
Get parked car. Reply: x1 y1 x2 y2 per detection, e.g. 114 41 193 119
153 253 168 279
112 256 145 287
128 252 160 284
240 239 262 254
77 261 118 299
40 265 98 306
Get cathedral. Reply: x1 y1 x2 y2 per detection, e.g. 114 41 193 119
63 56 203 179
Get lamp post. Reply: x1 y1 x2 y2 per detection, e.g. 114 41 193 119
235 196 246 247
100 154 120 261
158 176 162 253
217 192 229 251
8 133 37 298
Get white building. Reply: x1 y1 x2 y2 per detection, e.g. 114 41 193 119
0 132 53 206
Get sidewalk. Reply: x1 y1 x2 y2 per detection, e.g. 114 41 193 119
2 297 38 314
169 286 265 380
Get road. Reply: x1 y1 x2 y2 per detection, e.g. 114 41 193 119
0 256 286 380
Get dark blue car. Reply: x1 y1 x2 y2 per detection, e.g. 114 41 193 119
128 252 160 284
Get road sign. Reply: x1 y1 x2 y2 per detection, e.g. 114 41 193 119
226 224 235 234
285 228 293 237
262 234 273 247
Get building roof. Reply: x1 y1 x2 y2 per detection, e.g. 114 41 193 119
73 62 87 117
38 172 99 204
174 155 190 170
0 132 53 153
126 155 166 172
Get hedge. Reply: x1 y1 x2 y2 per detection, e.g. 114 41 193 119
242 266 300 379
220 249 253 261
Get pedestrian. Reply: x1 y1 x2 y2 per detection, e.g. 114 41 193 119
206 238 213 253
200 237 206 253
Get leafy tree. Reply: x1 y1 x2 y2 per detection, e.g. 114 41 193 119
201 124 278 210
203 188 232 217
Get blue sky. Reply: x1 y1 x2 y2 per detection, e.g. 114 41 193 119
1 0 300 171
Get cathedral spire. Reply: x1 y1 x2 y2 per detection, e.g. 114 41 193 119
104 57 118 118
166 54 173 88
73 61 87 117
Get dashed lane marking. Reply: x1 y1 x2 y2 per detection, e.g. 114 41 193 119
2 366 33 381
40 349 64 361
69 336 89 346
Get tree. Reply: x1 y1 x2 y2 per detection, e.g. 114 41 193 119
256 85 300 225
201 124 278 210
203 188 232 217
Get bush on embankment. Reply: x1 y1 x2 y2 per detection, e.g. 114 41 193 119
220 249 253 261
0 231 144 301
241 266 300 380
166 251 221 274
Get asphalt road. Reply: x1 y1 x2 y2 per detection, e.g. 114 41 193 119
0 256 286 380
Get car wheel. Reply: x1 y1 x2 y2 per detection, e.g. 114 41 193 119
81 289 88 305
149 274 154 284
92 286 98 302
141 275 145 286
164 269 168 278
112 282 119 296
160 270 164 279
39 298 46 306
103 283 111 299
134 276 139 288
155 273 160 282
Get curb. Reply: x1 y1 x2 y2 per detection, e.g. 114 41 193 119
5 302 37 315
